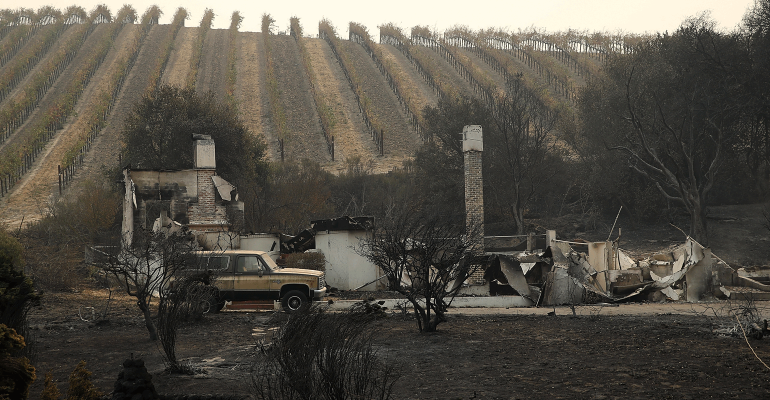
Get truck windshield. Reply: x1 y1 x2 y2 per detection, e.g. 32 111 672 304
262 255 280 270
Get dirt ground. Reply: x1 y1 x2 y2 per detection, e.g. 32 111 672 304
23 288 770 399
20 202 770 398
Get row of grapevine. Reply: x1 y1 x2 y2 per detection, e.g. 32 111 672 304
380 25 456 101
60 5 168 190
0 8 128 197
482 34 578 104
518 36 584 84
319 20 383 155
0 20 70 103
514 30 637 62
349 23 426 141
144 7 187 95
0 20 95 147
396 26 556 124
262 14 289 147
411 28 497 108
59 6 153 190
467 42 555 112
290 18 334 158
441 30 572 109
186 9 214 89
569 39 609 63
0 24 37 68
225 12 241 107
516 35 595 82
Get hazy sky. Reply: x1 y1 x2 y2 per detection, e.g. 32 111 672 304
8 0 757 38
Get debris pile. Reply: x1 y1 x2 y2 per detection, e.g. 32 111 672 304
486 236 770 305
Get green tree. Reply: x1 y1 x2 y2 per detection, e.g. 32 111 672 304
418 91 565 234
122 84 267 182
486 80 562 234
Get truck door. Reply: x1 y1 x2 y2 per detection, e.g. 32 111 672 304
207 255 233 295
233 255 271 301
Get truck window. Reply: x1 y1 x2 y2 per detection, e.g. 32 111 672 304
236 256 267 273
206 256 229 271
192 255 230 271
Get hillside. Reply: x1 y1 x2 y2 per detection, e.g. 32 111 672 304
0 8 623 227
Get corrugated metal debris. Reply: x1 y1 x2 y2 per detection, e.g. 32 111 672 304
488 236 770 305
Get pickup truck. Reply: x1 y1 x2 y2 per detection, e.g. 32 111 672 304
180 249 327 312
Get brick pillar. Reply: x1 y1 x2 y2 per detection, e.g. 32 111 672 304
464 150 484 245
196 169 216 221
462 125 484 284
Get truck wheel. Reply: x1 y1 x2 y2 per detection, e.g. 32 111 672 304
281 290 308 312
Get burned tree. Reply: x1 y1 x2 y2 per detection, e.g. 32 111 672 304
579 18 744 245
359 203 482 332
100 228 197 341
487 79 561 235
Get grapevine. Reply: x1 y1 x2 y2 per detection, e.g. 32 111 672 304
320 20 384 154
186 9 214 89
351 22 425 140
291 17 335 158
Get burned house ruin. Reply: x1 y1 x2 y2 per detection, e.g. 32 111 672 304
121 135 243 250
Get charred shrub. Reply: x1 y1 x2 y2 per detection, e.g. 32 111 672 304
252 306 400 400
284 252 325 272
66 360 104 400
0 230 39 356
0 324 35 399
40 371 62 400
157 276 219 373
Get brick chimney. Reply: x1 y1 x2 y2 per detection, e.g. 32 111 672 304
193 136 216 221
462 125 484 251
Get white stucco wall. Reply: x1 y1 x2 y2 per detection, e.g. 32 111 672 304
240 233 281 261
315 230 382 290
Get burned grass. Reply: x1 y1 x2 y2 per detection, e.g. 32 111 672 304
23 289 770 399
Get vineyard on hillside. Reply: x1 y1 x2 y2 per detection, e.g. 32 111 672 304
0 5 639 226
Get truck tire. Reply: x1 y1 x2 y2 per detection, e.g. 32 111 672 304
281 290 308 312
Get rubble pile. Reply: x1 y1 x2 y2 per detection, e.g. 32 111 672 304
487 235 770 306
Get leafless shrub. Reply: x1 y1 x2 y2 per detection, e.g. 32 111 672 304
694 294 769 338
100 228 198 341
157 275 219 373
358 204 483 332
348 299 388 318
252 306 401 400
23 245 81 291
21 179 121 291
